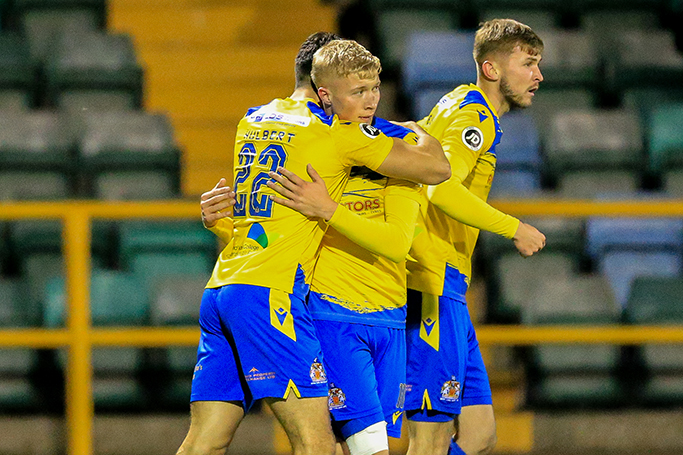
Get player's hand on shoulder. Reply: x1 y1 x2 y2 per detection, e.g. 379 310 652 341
200 178 235 228
513 221 546 258
267 164 338 221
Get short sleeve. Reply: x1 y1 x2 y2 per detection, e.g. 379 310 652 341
333 121 394 170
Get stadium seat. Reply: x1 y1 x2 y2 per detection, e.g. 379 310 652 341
20 8 98 61
43 270 148 327
648 104 683 173
556 171 640 199
158 346 197 409
95 171 176 201
413 88 448 120
622 88 683 130
534 30 598 88
524 275 623 407
149 275 205 326
129 252 214 291
545 109 643 175
0 110 74 171
625 277 683 404
488 169 541 199
0 33 36 109
402 31 476 93
606 30 683 92
586 217 683 259
581 10 660 34
479 9 558 30
663 169 683 197
0 278 39 327
598 251 682 308
77 111 179 193
528 88 596 136
44 30 143 107
376 8 455 71
495 112 541 171
0 171 69 201
491 252 576 322
56 90 135 113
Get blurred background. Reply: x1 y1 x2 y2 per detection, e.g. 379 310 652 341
1 0 683 454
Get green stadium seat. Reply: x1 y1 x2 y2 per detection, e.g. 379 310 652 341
533 30 599 88
0 111 74 171
376 8 456 71
130 252 214 290
95 171 176 201
663 170 683 196
648 104 683 173
0 171 69 201
0 278 40 327
545 109 643 176
9 219 110 256
56 90 135 113
43 270 148 327
149 275 205 326
625 277 683 404
556 170 640 199
490 252 577 322
528 375 624 408
0 33 36 108
528 88 596 137
45 31 143 107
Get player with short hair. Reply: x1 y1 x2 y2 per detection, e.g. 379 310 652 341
266 39 421 455
178 32 449 455
404 19 546 455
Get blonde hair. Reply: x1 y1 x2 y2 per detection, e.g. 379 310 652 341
473 19 543 65
311 39 382 87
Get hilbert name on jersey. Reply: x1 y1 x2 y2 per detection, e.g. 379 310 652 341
244 129 297 143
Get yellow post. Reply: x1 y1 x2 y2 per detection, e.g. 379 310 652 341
63 209 94 455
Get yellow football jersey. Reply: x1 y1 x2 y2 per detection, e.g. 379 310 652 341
206 98 394 298
309 173 421 328
407 84 518 299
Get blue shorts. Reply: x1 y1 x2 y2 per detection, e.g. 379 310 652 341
190 284 328 410
313 318 406 439
405 289 492 420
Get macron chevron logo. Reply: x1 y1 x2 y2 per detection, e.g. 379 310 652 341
275 307 288 326
423 318 436 336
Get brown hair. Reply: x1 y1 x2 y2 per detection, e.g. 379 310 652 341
473 19 544 65
295 32 342 88
311 39 381 87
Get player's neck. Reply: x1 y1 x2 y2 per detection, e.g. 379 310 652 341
475 79 509 117
290 86 319 101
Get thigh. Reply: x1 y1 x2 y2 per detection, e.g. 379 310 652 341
218 284 328 402
314 320 384 431
405 292 468 416
178 400 245 454
191 288 247 406
266 395 336 455
406 419 454 455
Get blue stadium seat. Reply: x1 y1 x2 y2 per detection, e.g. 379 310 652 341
402 31 476 93
599 251 682 308
586 218 683 259
488 169 541 199
495 112 541 170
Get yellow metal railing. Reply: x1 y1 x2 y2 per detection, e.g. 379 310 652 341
1 199 683 455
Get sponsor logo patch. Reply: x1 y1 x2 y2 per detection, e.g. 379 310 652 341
360 123 380 139
462 126 483 151
440 377 461 402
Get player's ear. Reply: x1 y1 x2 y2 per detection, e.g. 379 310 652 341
317 87 333 108
481 60 499 82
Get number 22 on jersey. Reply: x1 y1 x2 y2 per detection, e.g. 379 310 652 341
233 142 288 218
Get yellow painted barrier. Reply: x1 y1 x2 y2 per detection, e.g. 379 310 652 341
1 199 683 455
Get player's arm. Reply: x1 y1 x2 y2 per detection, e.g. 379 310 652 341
427 112 545 257
267 167 420 263
200 178 236 244
374 121 450 185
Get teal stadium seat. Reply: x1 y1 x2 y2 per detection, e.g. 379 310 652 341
648 104 683 173
0 33 36 109
626 277 683 404
45 30 143 107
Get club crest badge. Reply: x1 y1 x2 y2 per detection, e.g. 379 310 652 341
328 384 347 409
309 359 327 384
440 377 461 402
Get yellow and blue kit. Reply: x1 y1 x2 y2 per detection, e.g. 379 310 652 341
308 118 421 438
191 98 395 408
405 84 520 419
